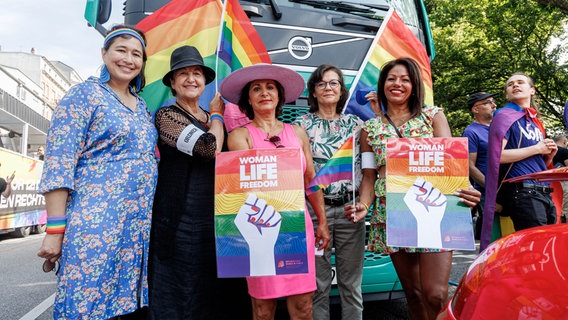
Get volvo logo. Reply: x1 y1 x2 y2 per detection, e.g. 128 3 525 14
288 36 313 60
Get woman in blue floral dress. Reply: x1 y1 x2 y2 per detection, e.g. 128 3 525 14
344 58 480 320
37 26 158 319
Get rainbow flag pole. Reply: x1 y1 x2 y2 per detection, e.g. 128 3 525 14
214 0 229 92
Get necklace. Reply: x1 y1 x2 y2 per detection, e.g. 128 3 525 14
175 102 210 129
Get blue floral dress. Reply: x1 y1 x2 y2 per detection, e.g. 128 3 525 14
39 77 158 319
365 105 443 254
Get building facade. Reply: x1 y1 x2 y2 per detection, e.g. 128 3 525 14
0 50 81 157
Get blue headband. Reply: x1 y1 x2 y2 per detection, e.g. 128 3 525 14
104 28 146 49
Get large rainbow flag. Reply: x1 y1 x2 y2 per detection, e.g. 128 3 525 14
385 138 475 250
135 0 270 112
306 136 354 195
343 9 434 121
215 148 308 277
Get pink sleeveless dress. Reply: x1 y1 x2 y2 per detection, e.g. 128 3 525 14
245 123 316 299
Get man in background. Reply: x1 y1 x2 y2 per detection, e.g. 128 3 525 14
463 92 497 238
36 146 45 160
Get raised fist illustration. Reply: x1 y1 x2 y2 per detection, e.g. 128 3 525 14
235 194 282 276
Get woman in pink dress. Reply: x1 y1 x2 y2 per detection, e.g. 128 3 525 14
221 63 331 320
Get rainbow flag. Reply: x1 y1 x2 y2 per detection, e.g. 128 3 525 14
216 0 271 87
135 0 270 112
343 9 434 121
306 136 354 195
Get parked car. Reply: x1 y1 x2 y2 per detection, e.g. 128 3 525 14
437 223 568 319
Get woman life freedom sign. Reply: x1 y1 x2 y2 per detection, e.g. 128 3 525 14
214 148 309 277
386 138 475 250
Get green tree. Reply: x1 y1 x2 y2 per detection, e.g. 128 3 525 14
424 0 568 136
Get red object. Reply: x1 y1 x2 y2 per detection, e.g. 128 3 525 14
503 166 568 183
438 224 568 319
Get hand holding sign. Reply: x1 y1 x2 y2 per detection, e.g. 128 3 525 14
403 177 446 248
234 194 282 276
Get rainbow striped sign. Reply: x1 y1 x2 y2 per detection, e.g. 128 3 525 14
385 138 475 250
215 148 308 277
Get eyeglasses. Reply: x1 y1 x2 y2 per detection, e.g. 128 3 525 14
315 80 341 90
475 99 496 107
42 259 60 275
265 135 285 148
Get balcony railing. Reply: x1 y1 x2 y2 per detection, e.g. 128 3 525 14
0 88 49 133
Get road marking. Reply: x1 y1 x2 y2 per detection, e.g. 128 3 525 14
19 293 54 320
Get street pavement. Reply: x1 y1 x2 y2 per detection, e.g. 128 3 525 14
277 243 479 320
1 234 478 320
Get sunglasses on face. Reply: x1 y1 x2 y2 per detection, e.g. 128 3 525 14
265 135 285 148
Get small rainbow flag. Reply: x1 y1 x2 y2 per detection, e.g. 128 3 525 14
135 0 270 112
306 136 354 195
343 9 434 121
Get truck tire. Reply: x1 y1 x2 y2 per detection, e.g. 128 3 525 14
33 224 47 234
11 226 31 238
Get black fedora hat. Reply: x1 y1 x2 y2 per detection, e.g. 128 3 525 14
162 45 216 87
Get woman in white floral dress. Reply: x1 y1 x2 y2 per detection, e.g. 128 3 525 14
293 64 365 320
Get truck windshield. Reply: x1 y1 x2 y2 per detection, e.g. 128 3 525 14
244 0 422 29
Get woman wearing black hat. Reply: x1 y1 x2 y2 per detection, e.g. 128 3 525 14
148 45 250 319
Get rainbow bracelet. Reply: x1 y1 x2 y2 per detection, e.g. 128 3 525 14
46 216 66 234
210 111 224 124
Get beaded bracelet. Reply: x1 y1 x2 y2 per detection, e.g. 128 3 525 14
210 111 224 124
46 216 66 234
358 201 370 212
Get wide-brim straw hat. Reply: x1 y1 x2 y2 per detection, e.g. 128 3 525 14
220 63 304 104
162 45 216 86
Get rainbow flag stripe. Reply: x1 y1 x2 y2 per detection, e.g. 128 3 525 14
344 9 434 121
306 136 354 195
135 0 270 112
